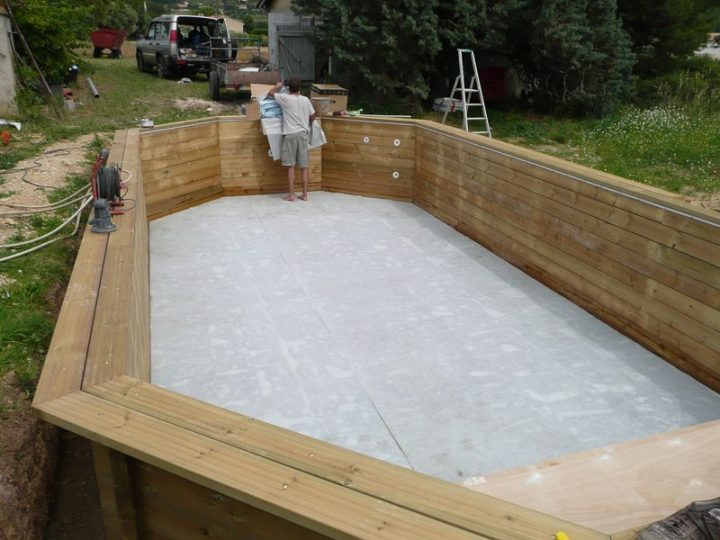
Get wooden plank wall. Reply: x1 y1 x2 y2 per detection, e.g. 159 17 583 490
412 122 720 392
127 458 330 540
218 117 322 195
140 119 223 220
322 118 415 201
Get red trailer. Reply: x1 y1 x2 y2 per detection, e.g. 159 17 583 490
90 28 127 58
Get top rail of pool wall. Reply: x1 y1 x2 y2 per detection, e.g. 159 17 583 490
33 116 720 540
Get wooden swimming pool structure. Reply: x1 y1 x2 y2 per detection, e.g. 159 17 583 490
33 116 720 539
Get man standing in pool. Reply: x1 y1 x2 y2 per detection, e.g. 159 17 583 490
268 78 317 201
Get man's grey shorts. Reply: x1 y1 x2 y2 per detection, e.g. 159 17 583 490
281 132 309 168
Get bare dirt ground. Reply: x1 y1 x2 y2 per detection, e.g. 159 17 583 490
0 134 97 244
683 191 720 212
0 373 56 540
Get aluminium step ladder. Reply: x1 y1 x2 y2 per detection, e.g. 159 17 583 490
441 49 492 137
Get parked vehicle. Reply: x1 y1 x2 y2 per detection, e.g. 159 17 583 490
136 14 234 78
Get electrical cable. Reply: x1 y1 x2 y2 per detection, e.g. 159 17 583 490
0 195 92 249
0 196 92 263
1 147 86 190
120 198 137 212
0 189 92 217
119 167 132 183
0 184 91 210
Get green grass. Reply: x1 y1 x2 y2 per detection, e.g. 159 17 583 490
427 103 720 196
0 54 224 400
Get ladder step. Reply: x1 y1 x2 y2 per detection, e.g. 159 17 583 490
467 117 486 120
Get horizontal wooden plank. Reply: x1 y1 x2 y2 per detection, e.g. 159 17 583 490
145 176 222 208
36 391 498 540
323 186 412 202
86 377 608 540
140 137 219 163
323 161 415 184
325 141 415 159
147 185 225 221
131 460 328 540
324 118 416 139
224 186 322 197
141 121 218 150
322 180 412 201
143 155 221 189
222 181 323 193
324 149 414 170
325 132 416 149
141 146 220 174
221 156 321 175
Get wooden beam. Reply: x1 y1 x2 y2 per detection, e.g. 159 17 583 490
92 441 140 539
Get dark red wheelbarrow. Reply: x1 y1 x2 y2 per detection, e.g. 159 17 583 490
90 28 127 58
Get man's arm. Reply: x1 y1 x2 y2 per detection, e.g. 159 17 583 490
268 81 283 98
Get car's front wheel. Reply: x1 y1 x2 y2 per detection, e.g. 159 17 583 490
157 56 168 79
136 53 146 72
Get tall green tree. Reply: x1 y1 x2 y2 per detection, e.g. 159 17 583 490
517 0 636 114
9 0 92 82
617 0 715 76
93 1 138 31
243 14 255 34
295 0 635 115
294 0 442 103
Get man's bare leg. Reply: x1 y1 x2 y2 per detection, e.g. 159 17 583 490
299 167 309 200
284 166 297 201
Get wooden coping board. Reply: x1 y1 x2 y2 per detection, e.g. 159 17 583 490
467 419 720 537
33 116 720 540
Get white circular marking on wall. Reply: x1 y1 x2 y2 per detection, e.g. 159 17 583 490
392 171 400 180
363 136 370 143
393 139 401 147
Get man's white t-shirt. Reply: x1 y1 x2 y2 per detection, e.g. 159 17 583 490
274 93 315 135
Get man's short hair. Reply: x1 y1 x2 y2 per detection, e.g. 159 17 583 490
288 77 301 93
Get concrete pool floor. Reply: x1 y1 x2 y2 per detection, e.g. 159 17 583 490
150 193 720 483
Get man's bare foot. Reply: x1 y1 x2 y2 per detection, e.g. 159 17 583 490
299 194 308 201
284 194 297 201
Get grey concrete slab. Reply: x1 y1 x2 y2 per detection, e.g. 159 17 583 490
150 193 720 483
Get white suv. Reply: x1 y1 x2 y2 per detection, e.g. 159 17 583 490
136 14 234 78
